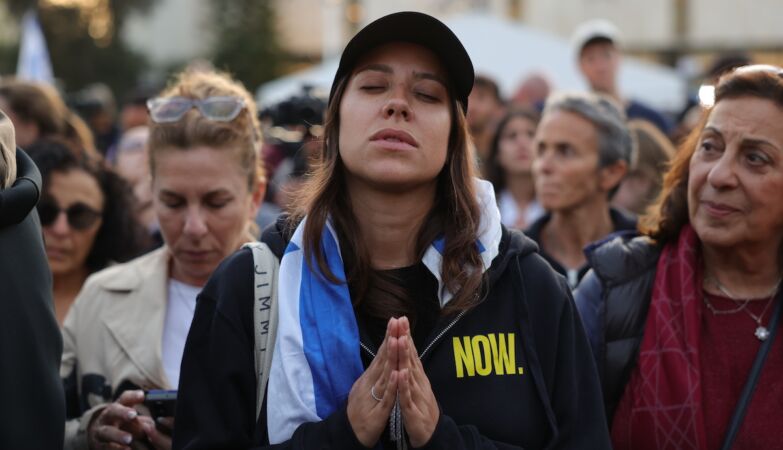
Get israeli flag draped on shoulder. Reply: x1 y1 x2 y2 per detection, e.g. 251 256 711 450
267 178 502 443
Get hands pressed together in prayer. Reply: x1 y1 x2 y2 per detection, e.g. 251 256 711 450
347 317 440 448
87 390 173 450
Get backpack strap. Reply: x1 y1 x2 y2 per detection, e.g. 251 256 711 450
242 242 280 421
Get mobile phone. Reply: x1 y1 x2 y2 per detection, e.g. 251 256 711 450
144 389 177 419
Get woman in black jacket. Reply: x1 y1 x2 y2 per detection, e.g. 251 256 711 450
175 11 609 450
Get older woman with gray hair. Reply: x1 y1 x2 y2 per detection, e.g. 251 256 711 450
525 91 636 289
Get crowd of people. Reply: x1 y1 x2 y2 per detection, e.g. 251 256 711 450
1 10 781 450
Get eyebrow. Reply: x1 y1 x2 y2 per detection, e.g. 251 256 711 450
354 63 448 88
703 126 779 149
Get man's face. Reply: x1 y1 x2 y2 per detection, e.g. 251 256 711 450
578 40 620 94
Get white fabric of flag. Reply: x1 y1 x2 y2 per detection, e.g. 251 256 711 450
16 10 54 85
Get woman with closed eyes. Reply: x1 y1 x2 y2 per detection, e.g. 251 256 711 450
174 12 609 450
60 69 265 450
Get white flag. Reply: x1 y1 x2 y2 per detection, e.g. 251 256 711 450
16 10 54 85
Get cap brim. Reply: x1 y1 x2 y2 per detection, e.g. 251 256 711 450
330 11 474 110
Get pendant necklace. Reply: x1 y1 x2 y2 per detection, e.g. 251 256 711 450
708 275 781 341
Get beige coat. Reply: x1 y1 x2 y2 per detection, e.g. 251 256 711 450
62 247 174 449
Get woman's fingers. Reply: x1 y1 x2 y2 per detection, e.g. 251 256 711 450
399 367 440 448
156 416 175 433
366 317 399 378
377 370 398 410
116 389 145 407
346 319 403 448
93 423 134 449
99 402 139 427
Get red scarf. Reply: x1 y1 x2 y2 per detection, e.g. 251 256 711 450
611 225 708 450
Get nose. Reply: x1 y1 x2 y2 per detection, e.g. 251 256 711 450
48 211 71 235
182 207 208 238
533 147 554 176
383 88 411 120
706 151 739 190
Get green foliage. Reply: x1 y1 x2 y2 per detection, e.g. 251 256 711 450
210 0 286 92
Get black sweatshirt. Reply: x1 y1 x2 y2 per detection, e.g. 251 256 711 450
0 149 65 450
173 221 611 449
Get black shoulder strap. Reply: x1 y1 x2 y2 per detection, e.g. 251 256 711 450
719 291 783 450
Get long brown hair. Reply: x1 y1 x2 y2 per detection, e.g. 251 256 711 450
640 66 783 244
290 67 484 325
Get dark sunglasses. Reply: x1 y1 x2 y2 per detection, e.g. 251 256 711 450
37 200 102 230
146 96 246 123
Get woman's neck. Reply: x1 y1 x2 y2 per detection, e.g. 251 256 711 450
702 241 783 299
348 180 436 270
53 267 91 325
505 173 535 209
542 198 614 270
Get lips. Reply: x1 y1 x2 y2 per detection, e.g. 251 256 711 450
179 250 214 262
369 128 419 151
45 246 70 260
702 200 741 217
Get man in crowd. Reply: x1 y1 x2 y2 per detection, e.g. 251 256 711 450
573 19 672 135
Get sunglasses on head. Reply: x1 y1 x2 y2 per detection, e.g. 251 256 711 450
146 96 246 123
37 200 102 230
732 64 783 77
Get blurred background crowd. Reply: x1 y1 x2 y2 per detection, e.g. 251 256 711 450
1 0 775 297
2 1 783 448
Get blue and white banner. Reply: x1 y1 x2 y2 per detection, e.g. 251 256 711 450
17 10 54 85
267 178 502 443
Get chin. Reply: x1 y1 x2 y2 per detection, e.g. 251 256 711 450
538 196 562 211
50 263 79 277
693 223 742 249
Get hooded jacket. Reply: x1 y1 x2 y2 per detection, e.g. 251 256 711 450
174 219 610 449
0 145 65 450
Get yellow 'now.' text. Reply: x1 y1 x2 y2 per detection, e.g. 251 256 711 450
452 333 524 378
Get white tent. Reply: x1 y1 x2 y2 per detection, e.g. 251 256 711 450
258 13 686 112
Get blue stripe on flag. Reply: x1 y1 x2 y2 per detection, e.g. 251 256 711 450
432 236 486 254
432 236 445 254
299 227 363 418
284 241 300 255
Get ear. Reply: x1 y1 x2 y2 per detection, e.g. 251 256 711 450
599 160 628 193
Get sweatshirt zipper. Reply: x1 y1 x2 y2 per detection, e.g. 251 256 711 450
359 309 468 360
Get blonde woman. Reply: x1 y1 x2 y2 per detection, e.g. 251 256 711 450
61 70 265 450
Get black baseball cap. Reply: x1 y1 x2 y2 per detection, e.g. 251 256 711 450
329 11 474 110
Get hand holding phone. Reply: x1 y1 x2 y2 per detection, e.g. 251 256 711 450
144 389 177 420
